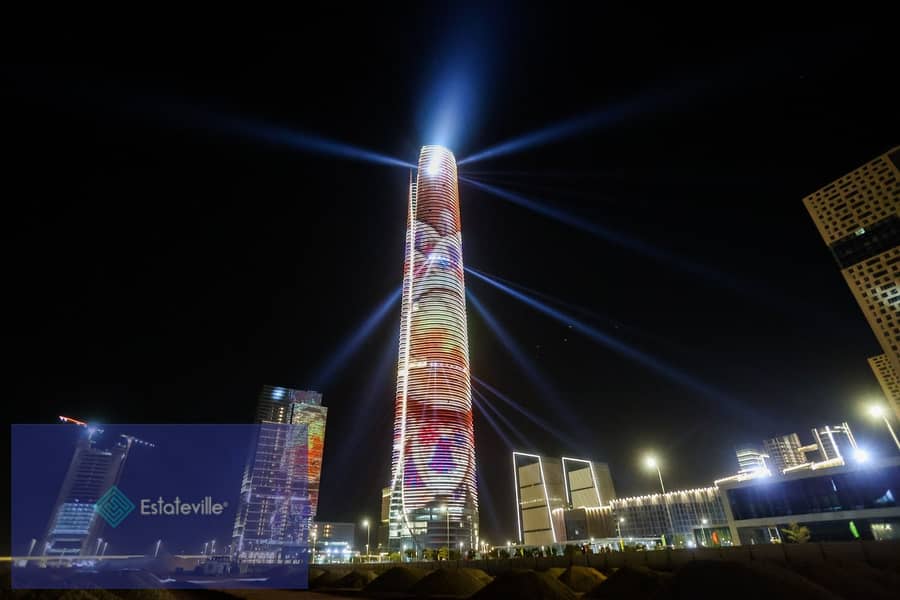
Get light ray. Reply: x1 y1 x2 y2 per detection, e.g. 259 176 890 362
460 177 743 292
467 268 759 421
311 286 402 389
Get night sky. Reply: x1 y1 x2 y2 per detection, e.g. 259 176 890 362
3 21 899 549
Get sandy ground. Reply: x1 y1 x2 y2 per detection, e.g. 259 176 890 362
229 590 357 600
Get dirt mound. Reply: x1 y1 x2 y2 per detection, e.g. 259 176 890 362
309 568 350 588
411 568 489 597
459 567 493 585
668 561 841 600
585 565 671 598
542 567 566 580
558 565 607 592
363 566 430 593
794 562 900 600
470 569 577 600
331 569 379 589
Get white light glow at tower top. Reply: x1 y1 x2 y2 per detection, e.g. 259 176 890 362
390 145 478 549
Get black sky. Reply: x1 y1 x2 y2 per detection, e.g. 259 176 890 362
3 21 899 548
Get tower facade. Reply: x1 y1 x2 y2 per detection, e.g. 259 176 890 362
41 425 143 558
802 147 900 419
232 386 327 564
389 146 478 552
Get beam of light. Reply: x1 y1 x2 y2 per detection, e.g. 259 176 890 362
467 288 594 441
460 177 743 292
311 286 402 389
457 85 690 165
473 377 571 447
326 332 398 474
472 387 531 450
471 392 516 450
467 289 557 403
218 115 415 169
467 268 758 420
469 267 698 357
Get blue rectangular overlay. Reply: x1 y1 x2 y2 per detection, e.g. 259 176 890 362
11 423 312 589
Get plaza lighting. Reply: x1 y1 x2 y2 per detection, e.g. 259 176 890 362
643 455 674 543
362 519 370 562
867 404 900 451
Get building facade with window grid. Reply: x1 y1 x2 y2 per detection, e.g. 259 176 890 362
610 487 727 543
802 147 900 419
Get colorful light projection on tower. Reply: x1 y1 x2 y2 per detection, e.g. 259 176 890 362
389 145 478 551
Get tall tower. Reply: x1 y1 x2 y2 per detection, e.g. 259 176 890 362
41 423 146 558
802 147 900 419
232 386 327 564
389 146 478 553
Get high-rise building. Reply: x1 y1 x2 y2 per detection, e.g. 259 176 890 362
232 386 327 564
512 452 616 546
41 421 149 558
735 445 769 475
802 147 900 419
762 433 808 473
378 486 391 550
388 146 478 552
869 354 900 417
811 422 858 462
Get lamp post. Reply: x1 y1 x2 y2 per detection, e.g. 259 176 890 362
616 517 624 551
459 541 464 560
700 518 709 547
362 519 370 562
440 506 450 558
644 455 674 546
868 404 900 451
506 540 512 558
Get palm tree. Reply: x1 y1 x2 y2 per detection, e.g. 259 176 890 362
781 522 811 543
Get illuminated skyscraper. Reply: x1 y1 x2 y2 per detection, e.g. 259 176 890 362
389 146 478 552
802 147 900 419
41 420 151 559
232 386 327 564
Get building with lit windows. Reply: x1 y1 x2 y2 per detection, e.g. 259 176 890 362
763 433 809 473
41 420 150 558
870 354 900 416
232 386 327 564
802 147 900 420
512 452 616 546
735 446 769 475
611 487 730 547
720 456 900 544
388 146 478 553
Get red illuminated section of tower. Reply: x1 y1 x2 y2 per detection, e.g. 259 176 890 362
389 145 478 551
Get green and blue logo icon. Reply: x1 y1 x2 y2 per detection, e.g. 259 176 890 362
95 485 135 528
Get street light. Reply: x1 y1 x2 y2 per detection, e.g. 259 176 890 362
644 454 674 545
459 541 464 559
700 518 709 547
616 517 624 550
868 404 900 451
440 506 450 557
362 519 371 562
